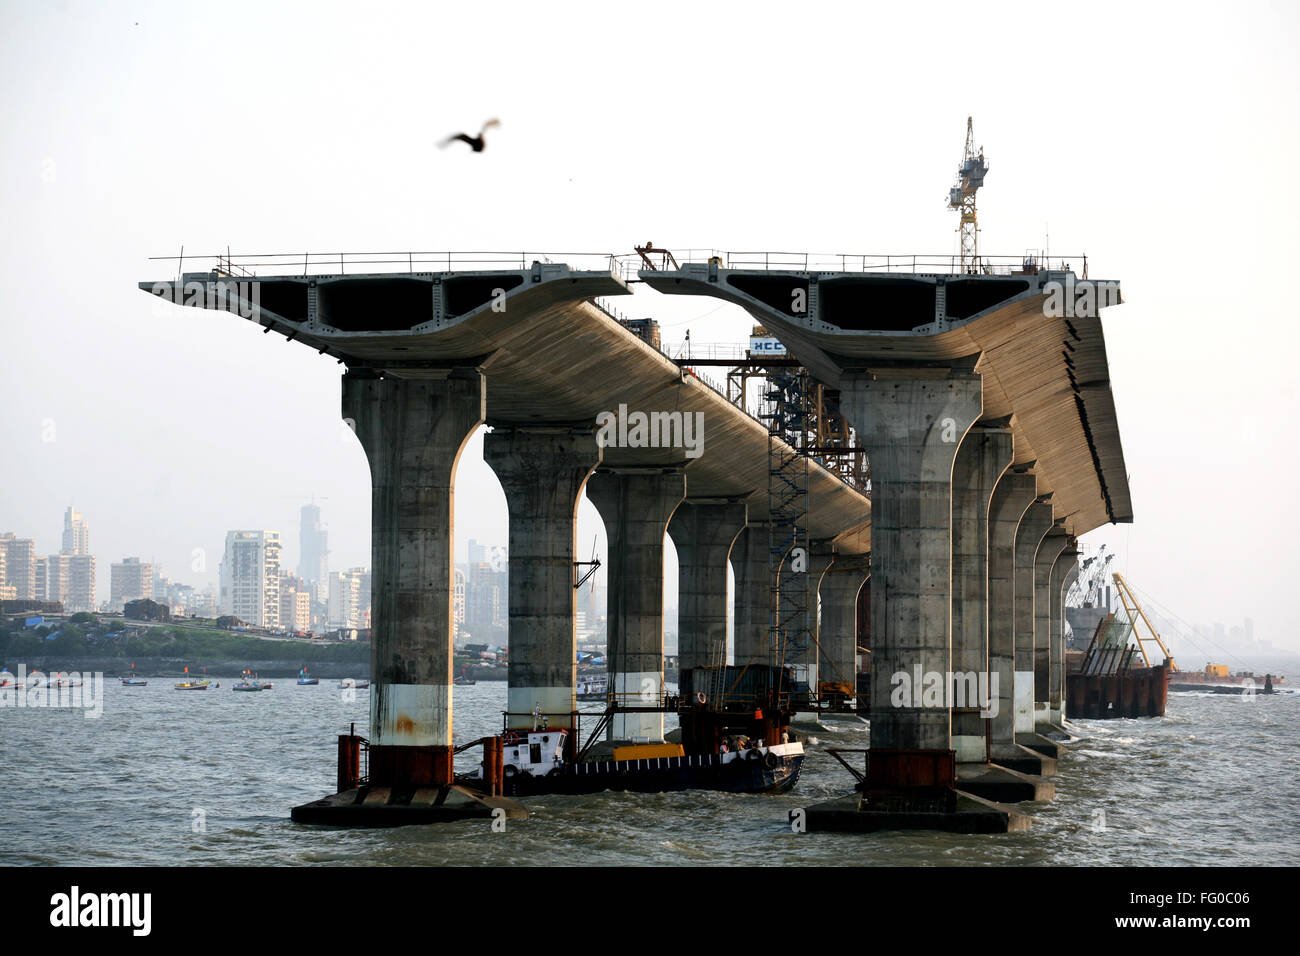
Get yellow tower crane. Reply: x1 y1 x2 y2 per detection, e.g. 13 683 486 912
948 117 989 274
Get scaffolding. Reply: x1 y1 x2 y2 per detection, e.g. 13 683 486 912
761 365 813 695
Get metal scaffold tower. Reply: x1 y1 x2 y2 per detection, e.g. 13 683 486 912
762 365 813 691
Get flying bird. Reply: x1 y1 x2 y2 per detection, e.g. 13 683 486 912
439 118 501 153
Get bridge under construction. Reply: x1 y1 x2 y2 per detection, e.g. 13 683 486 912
139 241 1131 833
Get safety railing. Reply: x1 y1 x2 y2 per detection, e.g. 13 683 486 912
151 249 625 279
660 250 1089 277
152 248 1089 280
665 341 750 362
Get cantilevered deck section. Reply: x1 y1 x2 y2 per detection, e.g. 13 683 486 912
641 254 1130 539
138 256 872 549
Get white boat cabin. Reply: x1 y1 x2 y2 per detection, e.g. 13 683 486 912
499 728 569 777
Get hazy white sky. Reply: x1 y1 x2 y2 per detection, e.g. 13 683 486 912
2 1 1297 651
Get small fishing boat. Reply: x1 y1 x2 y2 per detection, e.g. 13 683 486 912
0 669 20 688
175 666 211 690
233 669 273 692
121 664 148 686
54 673 83 688
339 678 371 690
453 675 476 686
297 667 319 685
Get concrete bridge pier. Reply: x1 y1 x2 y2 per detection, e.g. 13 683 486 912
668 499 747 684
1013 502 1053 734
1049 550 1080 727
1033 528 1071 737
343 369 485 788
844 369 981 767
950 424 1012 763
827 368 1021 821
806 548 868 728
730 522 773 665
1013 501 1065 760
805 367 1030 831
587 467 686 742
987 468 1056 776
814 548 869 717
483 425 601 740
948 424 1051 803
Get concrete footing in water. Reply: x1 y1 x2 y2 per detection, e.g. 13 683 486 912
291 784 527 828
1016 732 1068 759
956 762 1055 803
991 743 1058 777
804 790 1031 834
1036 722 1074 742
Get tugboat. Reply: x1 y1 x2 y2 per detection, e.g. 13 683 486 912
473 663 805 797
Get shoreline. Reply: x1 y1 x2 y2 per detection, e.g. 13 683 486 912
2 657 369 680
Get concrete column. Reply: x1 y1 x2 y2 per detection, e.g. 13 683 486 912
987 469 1037 759
586 468 686 742
950 424 1013 763
730 522 771 665
816 552 869 706
1012 501 1053 735
1049 551 1079 724
668 499 747 680
483 426 601 734
1033 529 1070 730
841 368 983 768
342 368 484 788
800 543 837 696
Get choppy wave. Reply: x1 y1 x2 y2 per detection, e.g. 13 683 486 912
0 681 1296 865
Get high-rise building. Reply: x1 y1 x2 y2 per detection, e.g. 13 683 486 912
279 571 311 633
219 531 282 628
110 557 153 611
34 556 51 602
453 567 466 639
298 504 329 604
67 555 96 612
62 506 90 556
43 554 67 603
464 556 507 644
327 567 368 629
0 534 37 601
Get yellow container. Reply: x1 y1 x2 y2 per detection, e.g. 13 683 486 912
612 743 685 761
1205 664 1229 678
